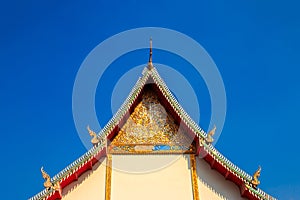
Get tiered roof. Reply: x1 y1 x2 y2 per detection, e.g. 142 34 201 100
29 60 276 200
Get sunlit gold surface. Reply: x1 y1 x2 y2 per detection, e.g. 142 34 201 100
105 155 112 200
110 90 194 153
251 166 261 189
41 167 60 191
190 154 200 200
41 167 52 189
52 181 61 191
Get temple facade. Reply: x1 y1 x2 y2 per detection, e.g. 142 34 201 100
30 45 276 200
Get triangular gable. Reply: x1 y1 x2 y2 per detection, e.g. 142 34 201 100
102 67 204 153
29 66 276 200
109 84 195 154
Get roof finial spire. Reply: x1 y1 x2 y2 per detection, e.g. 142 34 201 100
148 38 153 69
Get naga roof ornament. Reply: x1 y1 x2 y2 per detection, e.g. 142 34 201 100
87 125 100 145
205 125 216 144
40 167 61 192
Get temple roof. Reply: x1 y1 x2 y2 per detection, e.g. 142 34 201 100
29 64 276 200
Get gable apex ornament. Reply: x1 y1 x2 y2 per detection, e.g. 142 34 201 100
147 38 154 70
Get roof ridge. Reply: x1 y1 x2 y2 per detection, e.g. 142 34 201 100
29 66 276 200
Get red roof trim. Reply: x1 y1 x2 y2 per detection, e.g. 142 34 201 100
45 149 106 200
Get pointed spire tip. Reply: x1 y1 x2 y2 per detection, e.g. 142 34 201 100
148 38 153 69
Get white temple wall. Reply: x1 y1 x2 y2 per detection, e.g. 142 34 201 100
60 155 246 200
111 154 193 200
196 156 246 200
62 158 106 200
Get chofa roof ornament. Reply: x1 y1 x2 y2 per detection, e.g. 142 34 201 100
40 167 61 191
251 166 261 189
87 125 100 145
206 125 216 144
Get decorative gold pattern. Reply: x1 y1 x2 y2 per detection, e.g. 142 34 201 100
87 125 100 145
190 154 200 200
110 89 194 153
206 125 216 144
251 166 261 189
109 144 194 154
105 154 112 200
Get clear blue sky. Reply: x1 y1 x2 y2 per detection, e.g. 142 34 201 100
0 1 299 199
